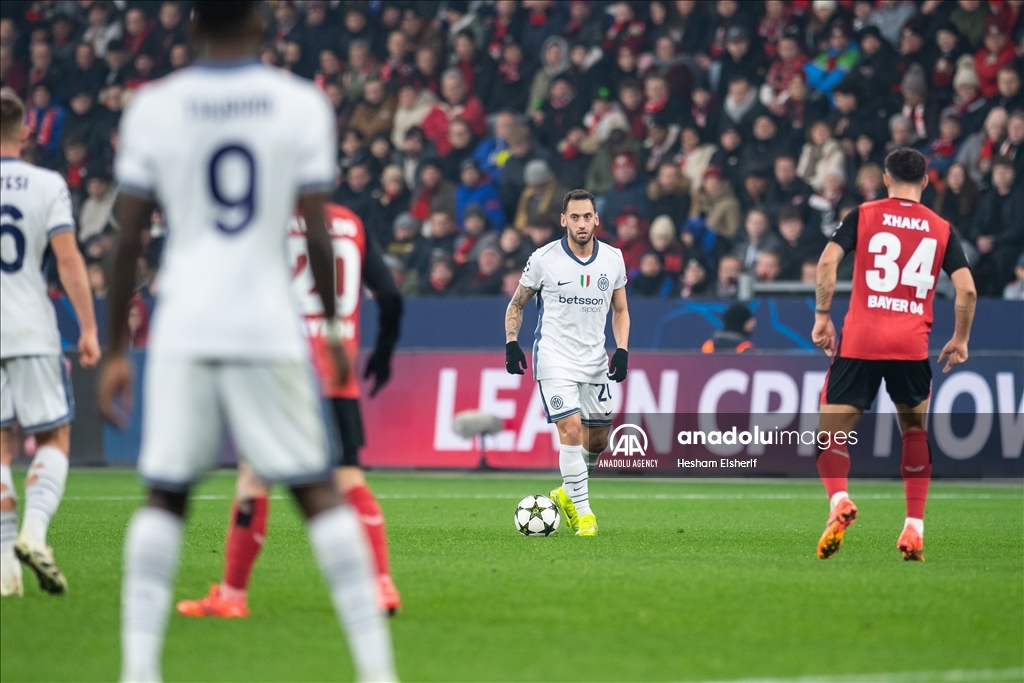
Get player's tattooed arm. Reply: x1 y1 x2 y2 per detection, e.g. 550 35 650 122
939 267 977 372
812 242 845 356
505 284 537 342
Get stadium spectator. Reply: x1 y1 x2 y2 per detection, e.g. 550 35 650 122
740 113 789 179
613 210 651 276
631 251 673 297
392 86 435 150
692 165 741 240
853 25 899 106
451 30 495 106
647 163 692 229
805 22 858 104
1003 254 1024 300
777 207 826 280
82 3 123 59
721 75 767 138
529 36 570 115
473 111 516 183
675 126 716 193
677 255 713 298
701 301 756 353
333 161 376 223
763 155 813 223
78 169 116 243
708 123 745 192
755 249 784 282
715 254 743 298
970 156 1024 295
420 254 458 297
498 226 533 272
988 66 1024 113
411 158 456 222
513 159 564 231
455 159 504 231
367 166 412 248
26 83 65 166
456 244 504 295
998 110 1024 178
489 40 533 114
760 35 808 118
349 78 396 141
975 19 1016 99
600 153 650 228
733 209 784 271
648 215 685 275
926 108 966 177
934 163 982 234
423 69 487 155
854 163 885 203
926 21 970 112
957 106 1008 187
798 120 845 191
738 169 770 214
440 118 478 181
530 75 583 149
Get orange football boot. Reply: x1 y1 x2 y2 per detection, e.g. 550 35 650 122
176 585 249 618
377 575 401 616
817 497 859 559
897 525 925 561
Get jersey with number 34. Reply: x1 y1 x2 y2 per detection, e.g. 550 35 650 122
114 61 336 361
840 198 952 361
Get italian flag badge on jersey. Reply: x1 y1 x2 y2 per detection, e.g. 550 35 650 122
580 275 591 287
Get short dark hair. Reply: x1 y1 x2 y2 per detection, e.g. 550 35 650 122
193 1 258 38
562 189 596 215
777 207 803 224
992 155 1015 171
884 147 927 184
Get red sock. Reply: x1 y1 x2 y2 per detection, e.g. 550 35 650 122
347 485 390 577
902 430 931 519
222 496 268 592
817 442 850 502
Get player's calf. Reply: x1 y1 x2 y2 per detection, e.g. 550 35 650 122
1 461 22 597
20 426 70 549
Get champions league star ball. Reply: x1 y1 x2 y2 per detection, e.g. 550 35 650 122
514 495 560 537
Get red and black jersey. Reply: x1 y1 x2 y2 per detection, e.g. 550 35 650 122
288 203 401 399
830 197 970 361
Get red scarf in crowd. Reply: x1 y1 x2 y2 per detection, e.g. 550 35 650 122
65 162 86 189
488 17 510 59
27 106 57 148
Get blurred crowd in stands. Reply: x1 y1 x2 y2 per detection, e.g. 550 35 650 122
2 0 1023 308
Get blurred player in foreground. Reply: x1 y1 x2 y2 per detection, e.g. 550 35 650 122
813 147 977 562
504 189 630 537
97 3 395 681
176 202 403 618
0 91 100 597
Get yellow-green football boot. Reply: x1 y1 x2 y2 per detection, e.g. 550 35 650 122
576 513 598 537
550 486 579 532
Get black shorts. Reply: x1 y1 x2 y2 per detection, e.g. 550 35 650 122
326 398 365 467
821 357 932 410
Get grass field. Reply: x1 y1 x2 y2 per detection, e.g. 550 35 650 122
1 469 1021 683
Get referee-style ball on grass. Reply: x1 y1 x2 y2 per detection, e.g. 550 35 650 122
514 495 560 537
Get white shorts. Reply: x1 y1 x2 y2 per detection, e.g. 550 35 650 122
538 379 613 426
0 355 74 433
138 356 332 491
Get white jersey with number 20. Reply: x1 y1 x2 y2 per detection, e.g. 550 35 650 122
115 61 336 360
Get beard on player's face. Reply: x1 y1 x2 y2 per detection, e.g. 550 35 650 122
567 222 596 246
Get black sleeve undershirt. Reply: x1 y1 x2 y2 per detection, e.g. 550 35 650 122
828 206 859 254
362 235 403 352
941 227 971 276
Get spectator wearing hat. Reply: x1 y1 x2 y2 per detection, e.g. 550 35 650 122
805 21 859 104
455 159 503 231
691 166 741 240
528 35 570 116
647 162 692 230
951 55 988 135
740 114 790 180
600 152 651 228
970 156 1024 296
630 251 673 298
896 65 934 142
974 19 1016 100
79 167 116 243
422 68 487 156
648 215 686 276
701 302 756 353
410 158 456 222
513 159 565 231
854 24 899 105
367 165 412 248
950 0 989 49
957 106 1008 187
612 210 651 276
385 212 424 281
716 25 768 102
732 208 785 271
1002 254 1024 301
799 120 845 192
925 22 970 111
807 0 846 55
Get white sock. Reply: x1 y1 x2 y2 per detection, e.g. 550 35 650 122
559 444 592 516
829 491 849 510
121 507 183 683
1 465 16 556
22 445 69 546
583 449 602 474
308 506 397 683
904 517 924 535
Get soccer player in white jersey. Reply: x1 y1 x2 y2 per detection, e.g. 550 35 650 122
95 4 396 682
0 91 100 598
504 189 630 537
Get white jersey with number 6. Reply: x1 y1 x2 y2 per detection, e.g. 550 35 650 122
0 157 75 359
115 60 336 360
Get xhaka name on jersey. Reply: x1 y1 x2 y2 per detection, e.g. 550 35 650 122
882 213 931 231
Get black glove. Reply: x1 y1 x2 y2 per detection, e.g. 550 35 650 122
363 346 394 397
608 348 628 382
505 341 527 375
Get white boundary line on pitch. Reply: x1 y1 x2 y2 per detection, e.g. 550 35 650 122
62 492 1024 502
698 666 1024 683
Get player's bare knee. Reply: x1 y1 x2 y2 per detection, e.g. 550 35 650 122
33 424 70 453
0 429 12 466
335 466 365 493
147 488 188 518
236 464 270 500
557 416 583 445
290 480 341 520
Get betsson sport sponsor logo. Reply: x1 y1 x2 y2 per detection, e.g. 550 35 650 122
599 423 858 470
557 293 605 313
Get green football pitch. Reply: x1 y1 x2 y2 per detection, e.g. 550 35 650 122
1 470 1021 683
